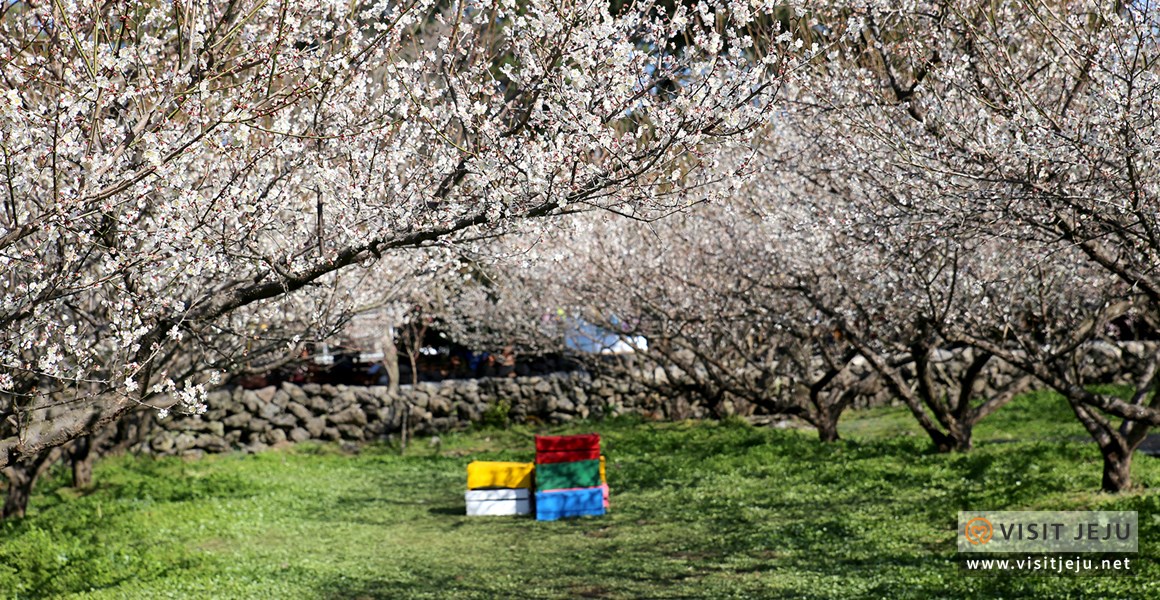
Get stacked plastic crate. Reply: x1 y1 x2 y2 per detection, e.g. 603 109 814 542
534 433 608 521
464 461 535 516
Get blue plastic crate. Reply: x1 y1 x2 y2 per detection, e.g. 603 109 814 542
535 487 605 521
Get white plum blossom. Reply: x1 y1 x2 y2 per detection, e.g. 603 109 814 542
0 0 792 467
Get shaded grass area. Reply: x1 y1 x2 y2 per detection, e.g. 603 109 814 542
1 392 1158 599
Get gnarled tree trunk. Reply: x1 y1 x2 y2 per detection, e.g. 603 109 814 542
1069 398 1152 493
70 436 94 489
1100 446 1133 493
2 448 61 520
815 412 841 443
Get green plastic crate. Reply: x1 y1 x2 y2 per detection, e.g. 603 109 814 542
535 459 601 491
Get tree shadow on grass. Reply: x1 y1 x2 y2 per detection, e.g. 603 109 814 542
428 505 466 516
315 572 543 600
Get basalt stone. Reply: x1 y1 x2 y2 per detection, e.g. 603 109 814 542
286 401 313 422
334 390 358 411
265 428 287 445
457 402 482 422
289 427 311 443
322 426 342 441
205 390 232 409
365 421 387 437
408 389 431 409
171 417 203 432
367 386 391 403
151 434 175 453
413 407 433 423
247 418 271 433
428 395 451 417
329 406 367 427
254 386 277 404
336 424 365 440
174 433 197 452
272 389 290 408
306 394 330 414
270 413 298 429
223 413 252 429
246 441 269 454
283 382 309 404
381 406 403 429
259 401 282 421
304 417 326 437
223 397 247 415
241 390 261 414
363 406 385 425
354 387 380 408
431 417 458 432
460 379 480 395
410 420 430 436
197 435 231 453
270 440 295 451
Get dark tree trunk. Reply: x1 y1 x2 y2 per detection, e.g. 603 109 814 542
71 436 94 488
1101 447 1132 493
1065 394 1148 493
816 417 840 443
400 403 411 454
2 464 33 520
1099 421 1148 494
2 448 59 520
807 376 849 444
927 429 972 453
949 424 973 452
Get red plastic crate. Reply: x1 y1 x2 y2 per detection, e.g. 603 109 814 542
535 448 600 465
534 433 600 453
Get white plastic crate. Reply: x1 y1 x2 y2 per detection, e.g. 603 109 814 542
465 488 531 516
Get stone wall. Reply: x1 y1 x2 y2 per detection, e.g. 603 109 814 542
143 372 691 457
140 341 1159 457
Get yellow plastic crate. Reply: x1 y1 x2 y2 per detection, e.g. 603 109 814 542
600 455 606 484
466 461 535 490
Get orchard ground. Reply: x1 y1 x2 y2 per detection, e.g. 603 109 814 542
1 391 1157 599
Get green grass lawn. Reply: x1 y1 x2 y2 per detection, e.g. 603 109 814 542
1 392 1158 599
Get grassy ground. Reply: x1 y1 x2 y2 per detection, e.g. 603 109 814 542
1 392 1157 599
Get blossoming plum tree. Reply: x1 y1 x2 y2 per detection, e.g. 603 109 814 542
0 0 795 516
786 0 1160 489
